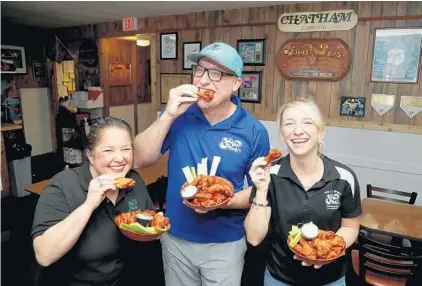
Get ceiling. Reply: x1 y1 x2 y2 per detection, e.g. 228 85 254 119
1 1 292 29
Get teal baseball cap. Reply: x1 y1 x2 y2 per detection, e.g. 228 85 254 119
187 42 243 78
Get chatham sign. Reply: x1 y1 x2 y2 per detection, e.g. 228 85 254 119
278 10 358 32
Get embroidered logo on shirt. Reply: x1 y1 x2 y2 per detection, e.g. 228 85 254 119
128 199 138 211
324 190 341 210
219 137 242 153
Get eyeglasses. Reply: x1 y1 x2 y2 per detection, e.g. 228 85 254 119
192 64 235 82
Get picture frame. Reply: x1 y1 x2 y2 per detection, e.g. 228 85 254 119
371 28 422 83
237 39 266 66
32 60 46 78
238 71 262 103
160 32 178 60
1 45 27 74
340 96 365 117
108 63 132 86
183 42 202 70
160 73 192 104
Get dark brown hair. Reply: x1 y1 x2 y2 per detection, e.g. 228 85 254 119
85 117 132 153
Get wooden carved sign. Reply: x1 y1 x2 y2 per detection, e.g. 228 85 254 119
277 39 351 81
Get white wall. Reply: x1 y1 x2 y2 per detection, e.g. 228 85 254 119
261 121 422 205
20 88 53 156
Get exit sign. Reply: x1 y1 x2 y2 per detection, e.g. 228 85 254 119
122 18 138 31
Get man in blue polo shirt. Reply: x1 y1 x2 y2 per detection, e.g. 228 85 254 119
134 42 270 285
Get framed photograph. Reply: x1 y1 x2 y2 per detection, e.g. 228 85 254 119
340 97 365 117
1 45 27 74
371 28 422 83
183 42 201 70
108 63 132 86
238 71 262 103
160 32 178 60
237 39 266 66
160 73 192 104
32 60 46 78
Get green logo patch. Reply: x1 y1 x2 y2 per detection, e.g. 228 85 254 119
127 199 138 211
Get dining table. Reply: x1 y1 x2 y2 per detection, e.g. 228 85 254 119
360 197 422 242
24 156 168 196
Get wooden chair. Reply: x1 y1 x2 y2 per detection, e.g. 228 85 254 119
366 184 417 205
352 232 422 286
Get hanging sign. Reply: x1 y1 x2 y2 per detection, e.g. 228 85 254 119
278 10 358 32
371 94 396 116
276 38 351 81
400 96 422 118
122 18 138 31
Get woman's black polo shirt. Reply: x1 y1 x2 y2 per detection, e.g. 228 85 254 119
250 155 362 286
31 164 155 286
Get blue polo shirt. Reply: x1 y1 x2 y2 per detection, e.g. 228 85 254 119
160 95 270 243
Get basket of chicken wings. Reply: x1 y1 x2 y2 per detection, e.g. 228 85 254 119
180 156 235 209
287 222 346 265
114 210 170 242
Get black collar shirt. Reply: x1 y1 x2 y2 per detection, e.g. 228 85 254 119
250 155 362 285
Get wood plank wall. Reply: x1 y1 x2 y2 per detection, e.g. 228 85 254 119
53 1 422 134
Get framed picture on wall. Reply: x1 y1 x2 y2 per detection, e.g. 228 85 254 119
160 73 192 104
1 45 27 74
371 28 422 83
108 63 132 86
237 39 266 66
32 60 46 78
160 32 178 60
340 96 365 117
183 42 201 70
238 71 262 103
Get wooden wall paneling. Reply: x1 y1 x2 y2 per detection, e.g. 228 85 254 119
315 1 338 120
240 8 253 115
353 2 373 123
109 39 133 106
55 1 422 134
257 7 271 116
271 5 288 120
308 3 324 106
366 2 382 123
336 1 357 122
266 6 278 115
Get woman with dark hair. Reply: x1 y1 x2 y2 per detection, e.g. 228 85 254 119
32 117 155 286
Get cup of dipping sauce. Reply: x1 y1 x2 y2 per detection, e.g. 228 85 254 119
301 222 319 240
136 214 153 227
181 185 198 200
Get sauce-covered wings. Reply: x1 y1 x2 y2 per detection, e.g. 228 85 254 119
182 175 234 207
114 177 136 189
197 88 215 102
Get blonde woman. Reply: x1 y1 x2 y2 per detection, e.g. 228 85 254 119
245 99 362 286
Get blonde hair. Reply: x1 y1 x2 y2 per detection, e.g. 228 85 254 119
276 98 326 153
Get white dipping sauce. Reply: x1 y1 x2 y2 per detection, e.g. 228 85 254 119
181 185 198 199
301 222 319 239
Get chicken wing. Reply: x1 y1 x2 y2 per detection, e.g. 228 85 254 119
114 177 136 189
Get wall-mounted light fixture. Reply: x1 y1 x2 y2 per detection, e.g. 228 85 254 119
136 34 150 47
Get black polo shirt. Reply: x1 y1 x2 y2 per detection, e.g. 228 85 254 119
250 155 362 286
31 164 155 286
